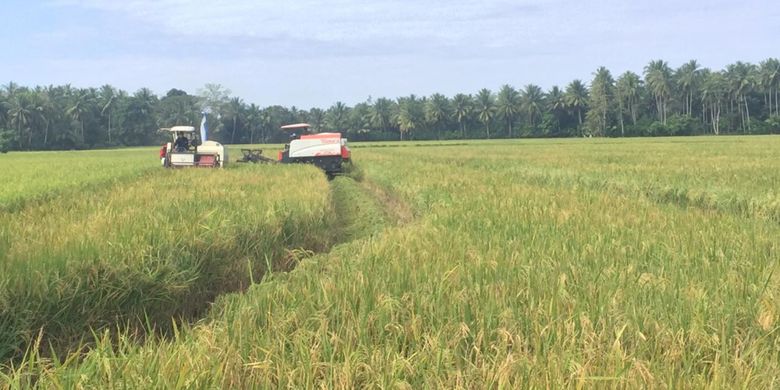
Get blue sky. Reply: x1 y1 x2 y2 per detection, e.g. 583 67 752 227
3 1 778 108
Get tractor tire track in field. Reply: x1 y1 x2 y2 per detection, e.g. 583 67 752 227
265 175 406 277
282 174 414 276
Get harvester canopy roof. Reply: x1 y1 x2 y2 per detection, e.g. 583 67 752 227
280 123 311 131
165 126 196 133
300 132 342 140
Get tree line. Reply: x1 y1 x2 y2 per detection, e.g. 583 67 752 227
1 58 779 152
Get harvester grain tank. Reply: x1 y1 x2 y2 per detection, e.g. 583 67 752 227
277 123 351 176
160 126 228 168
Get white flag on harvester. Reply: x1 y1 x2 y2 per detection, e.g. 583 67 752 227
200 112 208 141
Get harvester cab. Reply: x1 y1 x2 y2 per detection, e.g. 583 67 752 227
160 126 228 168
277 123 351 177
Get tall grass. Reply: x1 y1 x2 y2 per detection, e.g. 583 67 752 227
3 136 780 388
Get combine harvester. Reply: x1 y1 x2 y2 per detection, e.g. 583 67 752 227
161 121 350 176
277 123 351 177
238 123 352 178
160 126 228 168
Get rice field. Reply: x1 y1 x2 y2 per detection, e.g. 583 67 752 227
0 149 158 212
1 136 779 388
0 162 335 361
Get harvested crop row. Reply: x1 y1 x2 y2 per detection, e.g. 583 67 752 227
0 164 334 361
329 177 389 241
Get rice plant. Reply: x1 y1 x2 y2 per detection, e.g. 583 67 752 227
2 135 779 388
0 162 335 362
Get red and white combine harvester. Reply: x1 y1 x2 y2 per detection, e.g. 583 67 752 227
277 123 351 177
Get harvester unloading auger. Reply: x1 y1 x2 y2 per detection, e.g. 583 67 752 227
237 123 352 177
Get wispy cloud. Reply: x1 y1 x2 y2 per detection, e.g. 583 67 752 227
15 0 780 107
50 0 544 47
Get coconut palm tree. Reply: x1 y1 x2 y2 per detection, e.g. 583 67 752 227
425 93 449 139
546 86 566 134
124 88 158 145
644 60 673 124
615 71 642 136
225 97 244 143
8 94 33 149
259 108 272 142
66 91 90 143
29 90 52 148
396 95 423 140
160 93 195 126
308 107 325 133
3 82 20 100
451 93 472 139
496 85 520 138
370 98 395 134
347 102 369 134
245 103 262 144
675 60 702 117
326 101 349 132
99 85 117 144
521 84 545 130
564 80 588 130
759 58 780 116
586 67 614 137
701 70 727 135
725 62 756 132
0 97 9 131
475 88 496 138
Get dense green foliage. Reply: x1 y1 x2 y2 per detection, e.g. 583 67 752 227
1 136 778 387
2 59 779 152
